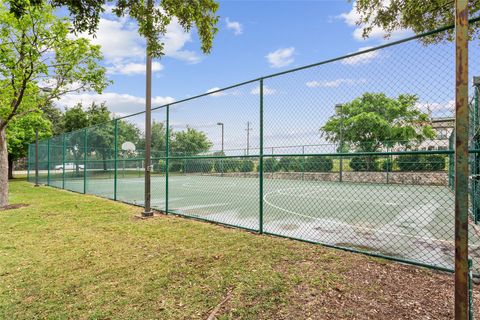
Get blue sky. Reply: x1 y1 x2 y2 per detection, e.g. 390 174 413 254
55 1 479 152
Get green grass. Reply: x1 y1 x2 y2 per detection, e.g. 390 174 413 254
0 179 359 319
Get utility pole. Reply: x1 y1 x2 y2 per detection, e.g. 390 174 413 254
217 122 224 153
454 0 469 318
143 0 153 217
246 121 252 155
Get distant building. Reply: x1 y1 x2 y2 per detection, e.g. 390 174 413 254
418 117 455 151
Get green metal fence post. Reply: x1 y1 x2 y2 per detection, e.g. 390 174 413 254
165 105 170 214
259 78 264 234
62 134 66 189
47 138 50 186
114 119 118 201
84 128 87 194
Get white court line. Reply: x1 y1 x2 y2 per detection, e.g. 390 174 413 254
263 187 463 246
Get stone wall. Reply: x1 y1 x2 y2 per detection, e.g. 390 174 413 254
202 171 448 186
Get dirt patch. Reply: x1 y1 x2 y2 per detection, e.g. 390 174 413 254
275 248 477 319
0 204 29 211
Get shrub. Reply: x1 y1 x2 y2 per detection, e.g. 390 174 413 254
239 160 254 172
168 160 183 172
258 158 279 172
395 154 422 171
185 159 213 173
349 156 379 171
214 159 241 173
304 156 333 172
423 154 446 171
277 157 302 172
381 159 393 171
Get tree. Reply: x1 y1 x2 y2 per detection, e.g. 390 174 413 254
0 2 108 207
42 103 63 135
321 93 435 153
352 0 479 43
11 0 220 58
321 93 435 171
7 111 51 179
171 127 212 156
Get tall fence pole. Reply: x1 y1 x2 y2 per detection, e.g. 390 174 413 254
47 138 50 186
62 134 65 189
454 0 469 319
35 129 39 187
165 106 170 214
84 128 87 194
259 79 264 234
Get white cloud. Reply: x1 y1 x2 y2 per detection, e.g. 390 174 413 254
107 61 164 75
225 18 243 35
206 87 241 97
206 87 227 97
341 47 380 65
250 86 276 96
415 100 455 116
338 1 411 41
265 47 295 68
56 92 175 117
306 78 367 88
78 16 201 75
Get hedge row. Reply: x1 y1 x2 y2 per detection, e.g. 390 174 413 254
348 154 446 172
154 154 446 173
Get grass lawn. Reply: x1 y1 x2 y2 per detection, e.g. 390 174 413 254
0 179 478 319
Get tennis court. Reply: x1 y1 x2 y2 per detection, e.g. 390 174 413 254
47 172 480 273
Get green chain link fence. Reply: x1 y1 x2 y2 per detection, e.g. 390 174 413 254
28 18 480 277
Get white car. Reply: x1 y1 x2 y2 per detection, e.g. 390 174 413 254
55 163 85 170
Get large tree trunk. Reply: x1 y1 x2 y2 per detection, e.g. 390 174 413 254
0 127 9 207
8 154 14 180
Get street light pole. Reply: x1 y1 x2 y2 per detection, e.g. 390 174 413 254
335 104 344 182
246 121 252 155
217 122 224 153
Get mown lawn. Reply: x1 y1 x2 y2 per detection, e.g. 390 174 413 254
0 179 477 319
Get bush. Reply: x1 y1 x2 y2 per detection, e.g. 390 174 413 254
381 159 393 171
304 156 333 172
424 154 446 171
349 156 380 171
185 159 213 173
239 160 254 172
168 160 183 172
258 158 279 172
395 154 421 171
214 159 241 173
277 157 302 172
396 154 446 171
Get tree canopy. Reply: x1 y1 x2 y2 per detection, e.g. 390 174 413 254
8 0 220 57
0 1 108 206
321 92 436 152
353 0 480 43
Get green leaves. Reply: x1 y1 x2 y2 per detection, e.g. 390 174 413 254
321 93 435 152
354 0 480 43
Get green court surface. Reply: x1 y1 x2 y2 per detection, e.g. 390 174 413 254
43 172 480 273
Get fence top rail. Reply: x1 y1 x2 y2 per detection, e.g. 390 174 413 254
32 16 480 145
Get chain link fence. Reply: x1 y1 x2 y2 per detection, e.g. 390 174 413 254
28 18 480 275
